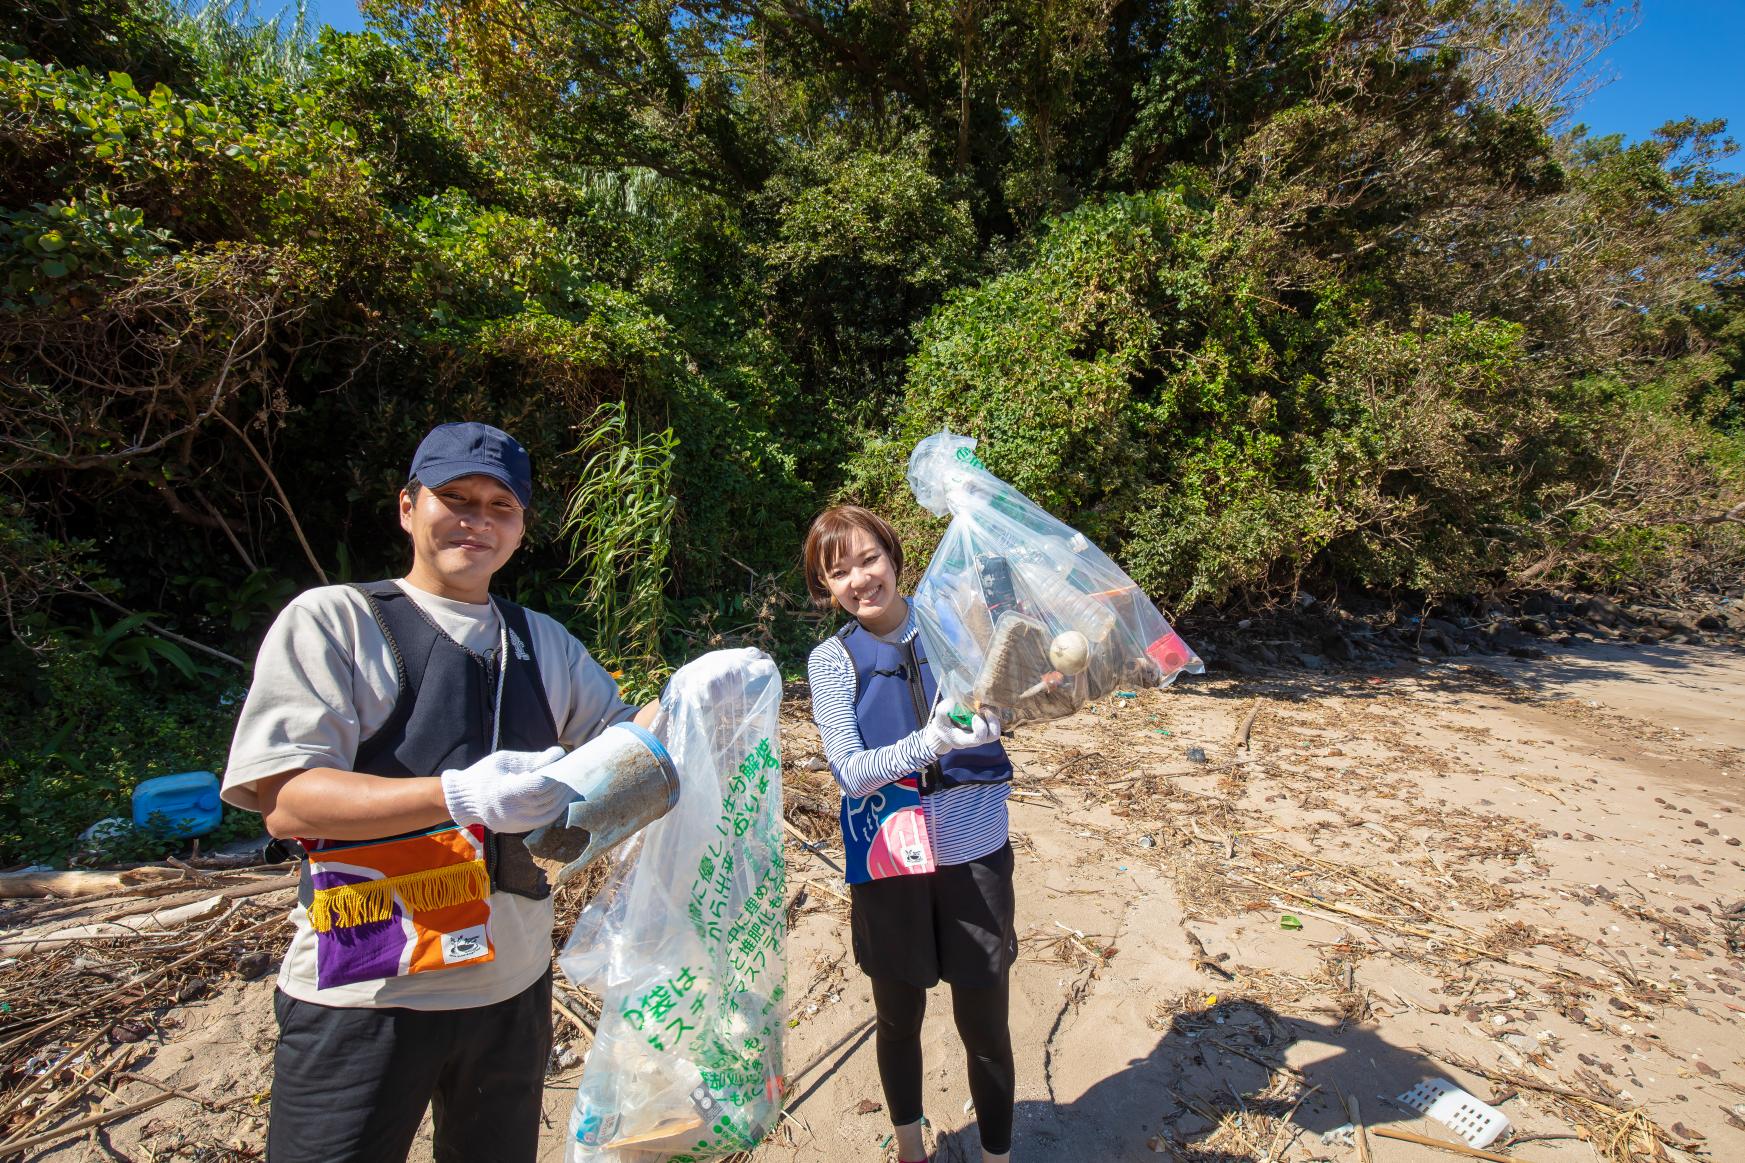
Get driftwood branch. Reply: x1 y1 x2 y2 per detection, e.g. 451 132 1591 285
553 993 597 1038
1697 499 1745 526
1370 1127 1516 1162
1236 701 1262 751
0 1089 179 1157
0 894 228 955
0 867 185 900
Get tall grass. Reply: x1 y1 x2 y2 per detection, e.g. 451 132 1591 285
173 0 315 85
560 402 677 699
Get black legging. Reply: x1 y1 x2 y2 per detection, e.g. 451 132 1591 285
871 975 1014 1155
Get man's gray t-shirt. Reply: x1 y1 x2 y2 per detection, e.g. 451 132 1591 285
224 579 633 1009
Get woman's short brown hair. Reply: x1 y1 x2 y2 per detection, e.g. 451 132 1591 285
802 505 903 608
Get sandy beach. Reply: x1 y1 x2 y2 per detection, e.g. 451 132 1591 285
733 639 1745 1163
15 638 1744 1162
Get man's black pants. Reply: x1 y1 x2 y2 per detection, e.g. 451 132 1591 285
267 971 552 1162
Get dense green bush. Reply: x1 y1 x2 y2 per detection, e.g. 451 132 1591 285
864 180 1741 609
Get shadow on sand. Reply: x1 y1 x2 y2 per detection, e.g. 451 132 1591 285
932 997 1464 1163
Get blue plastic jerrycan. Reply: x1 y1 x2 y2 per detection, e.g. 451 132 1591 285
132 771 222 838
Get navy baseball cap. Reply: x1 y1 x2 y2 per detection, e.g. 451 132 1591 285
408 422 533 508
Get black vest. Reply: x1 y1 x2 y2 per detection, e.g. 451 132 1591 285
343 580 561 899
351 581 560 775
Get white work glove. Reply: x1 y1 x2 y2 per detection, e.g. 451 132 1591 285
923 700 1001 755
441 746 570 833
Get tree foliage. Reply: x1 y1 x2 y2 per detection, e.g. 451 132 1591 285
1 0 1742 860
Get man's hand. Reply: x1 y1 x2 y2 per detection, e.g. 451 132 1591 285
924 700 1001 755
441 746 570 832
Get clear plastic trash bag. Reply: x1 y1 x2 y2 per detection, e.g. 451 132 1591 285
559 648 786 1162
907 430 1203 728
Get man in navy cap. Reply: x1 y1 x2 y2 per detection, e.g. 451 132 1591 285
223 422 658 1162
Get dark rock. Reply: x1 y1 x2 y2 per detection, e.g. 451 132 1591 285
1296 652 1325 670
236 950 275 981
1521 592 1563 616
1577 595 1630 626
1322 633 1357 662
109 1018 153 1044
1481 623 1527 651
1697 613 1724 631
1222 651 1262 676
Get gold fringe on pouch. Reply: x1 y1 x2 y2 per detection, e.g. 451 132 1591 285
306 860 490 932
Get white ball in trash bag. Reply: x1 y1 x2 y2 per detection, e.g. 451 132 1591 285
1048 630 1091 675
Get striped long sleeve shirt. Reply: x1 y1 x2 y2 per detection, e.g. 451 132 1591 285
807 612 1010 867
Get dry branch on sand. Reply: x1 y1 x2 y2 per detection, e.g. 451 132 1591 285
0 866 187 899
0 890 291 1155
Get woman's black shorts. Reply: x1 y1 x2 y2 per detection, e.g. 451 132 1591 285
848 842 1017 989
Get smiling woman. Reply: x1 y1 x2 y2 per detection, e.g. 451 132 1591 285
802 503 1017 1163
819 525 904 635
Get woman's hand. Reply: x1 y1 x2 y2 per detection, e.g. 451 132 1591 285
924 700 1001 754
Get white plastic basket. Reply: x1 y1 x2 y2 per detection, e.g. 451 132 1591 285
1396 1078 1510 1148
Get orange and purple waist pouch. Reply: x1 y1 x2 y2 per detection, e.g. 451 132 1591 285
298 823 494 990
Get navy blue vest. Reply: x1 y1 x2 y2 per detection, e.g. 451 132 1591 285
837 620 1011 793
345 580 561 899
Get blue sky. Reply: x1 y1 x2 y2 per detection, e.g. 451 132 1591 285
303 0 364 35
1575 2 1744 148
299 0 1743 151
